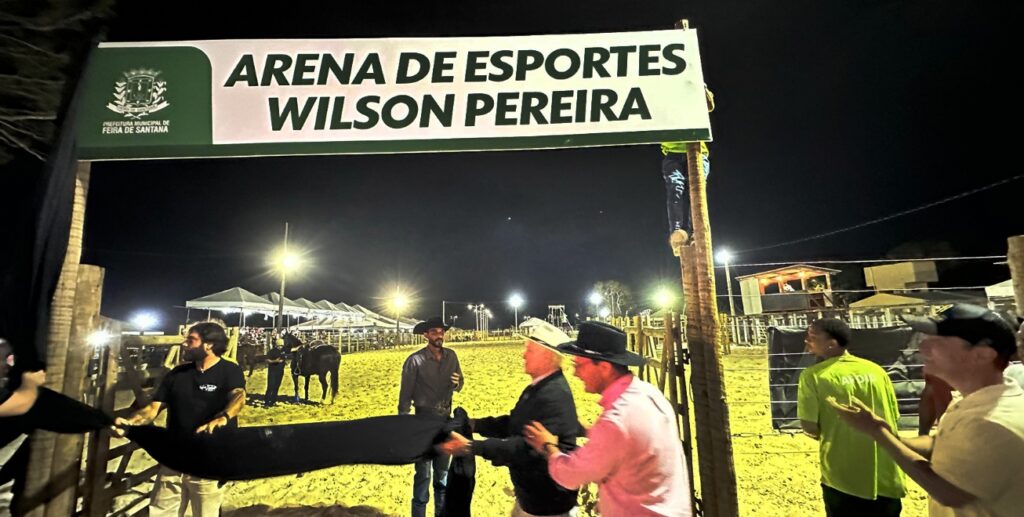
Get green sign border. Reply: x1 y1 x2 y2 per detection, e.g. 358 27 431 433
78 128 710 161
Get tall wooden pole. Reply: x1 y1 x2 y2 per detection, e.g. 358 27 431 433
679 135 737 513
22 161 90 517
681 243 717 514
1008 235 1024 313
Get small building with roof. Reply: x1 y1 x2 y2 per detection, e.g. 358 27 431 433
736 264 840 314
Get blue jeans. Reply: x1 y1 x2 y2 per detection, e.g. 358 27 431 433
411 454 450 517
661 151 710 234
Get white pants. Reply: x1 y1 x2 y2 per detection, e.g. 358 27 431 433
149 465 226 517
0 480 14 517
511 500 577 517
0 435 26 517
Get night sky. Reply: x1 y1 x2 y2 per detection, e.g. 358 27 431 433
81 0 1022 330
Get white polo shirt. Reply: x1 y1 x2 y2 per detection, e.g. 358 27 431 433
929 379 1024 517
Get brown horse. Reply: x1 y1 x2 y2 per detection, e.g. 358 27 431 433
236 341 261 377
283 334 340 404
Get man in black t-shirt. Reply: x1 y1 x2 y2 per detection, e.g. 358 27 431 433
114 322 246 517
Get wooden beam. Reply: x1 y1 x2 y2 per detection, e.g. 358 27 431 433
82 320 120 517
45 265 104 517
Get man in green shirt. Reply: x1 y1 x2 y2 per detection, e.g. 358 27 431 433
798 318 906 516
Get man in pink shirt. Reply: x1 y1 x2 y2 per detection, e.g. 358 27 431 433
523 321 692 517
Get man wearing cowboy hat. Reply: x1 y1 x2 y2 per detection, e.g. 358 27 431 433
399 316 464 517
523 321 691 516
437 319 580 517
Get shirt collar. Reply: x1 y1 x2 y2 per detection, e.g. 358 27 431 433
599 374 634 409
954 378 1022 411
530 369 558 386
420 346 445 360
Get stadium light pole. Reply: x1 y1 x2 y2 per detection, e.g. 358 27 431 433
468 304 487 331
716 248 736 316
271 222 304 340
392 290 409 341
508 293 524 331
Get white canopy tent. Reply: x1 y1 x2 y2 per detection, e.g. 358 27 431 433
293 297 327 317
185 287 281 327
261 292 308 316
184 288 418 329
185 287 278 314
986 279 1014 299
351 304 416 330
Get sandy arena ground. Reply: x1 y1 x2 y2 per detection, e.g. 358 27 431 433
111 342 928 516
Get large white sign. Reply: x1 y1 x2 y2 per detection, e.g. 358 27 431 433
81 29 711 159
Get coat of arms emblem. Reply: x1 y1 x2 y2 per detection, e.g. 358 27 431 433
106 69 170 119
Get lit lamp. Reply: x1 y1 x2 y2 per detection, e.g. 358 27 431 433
87 330 112 348
588 291 604 320
508 293 525 331
131 311 159 334
715 248 736 316
391 291 409 339
654 287 675 310
467 304 487 332
271 249 303 332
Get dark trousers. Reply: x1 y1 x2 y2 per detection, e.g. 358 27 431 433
265 365 284 406
821 484 901 517
661 152 709 235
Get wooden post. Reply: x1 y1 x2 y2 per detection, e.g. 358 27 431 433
633 316 645 382
681 244 716 513
682 137 739 516
44 265 104 517
22 161 90 517
118 345 149 407
225 326 239 362
82 320 120 517
667 312 696 516
1008 236 1024 312
659 317 673 392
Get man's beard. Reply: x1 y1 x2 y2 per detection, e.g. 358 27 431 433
428 338 444 349
184 347 208 363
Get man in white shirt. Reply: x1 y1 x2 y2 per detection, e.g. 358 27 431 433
832 304 1024 516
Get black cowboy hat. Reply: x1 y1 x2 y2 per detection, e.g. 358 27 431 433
557 321 647 367
413 316 451 335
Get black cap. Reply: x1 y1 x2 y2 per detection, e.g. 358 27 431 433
901 304 1017 359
